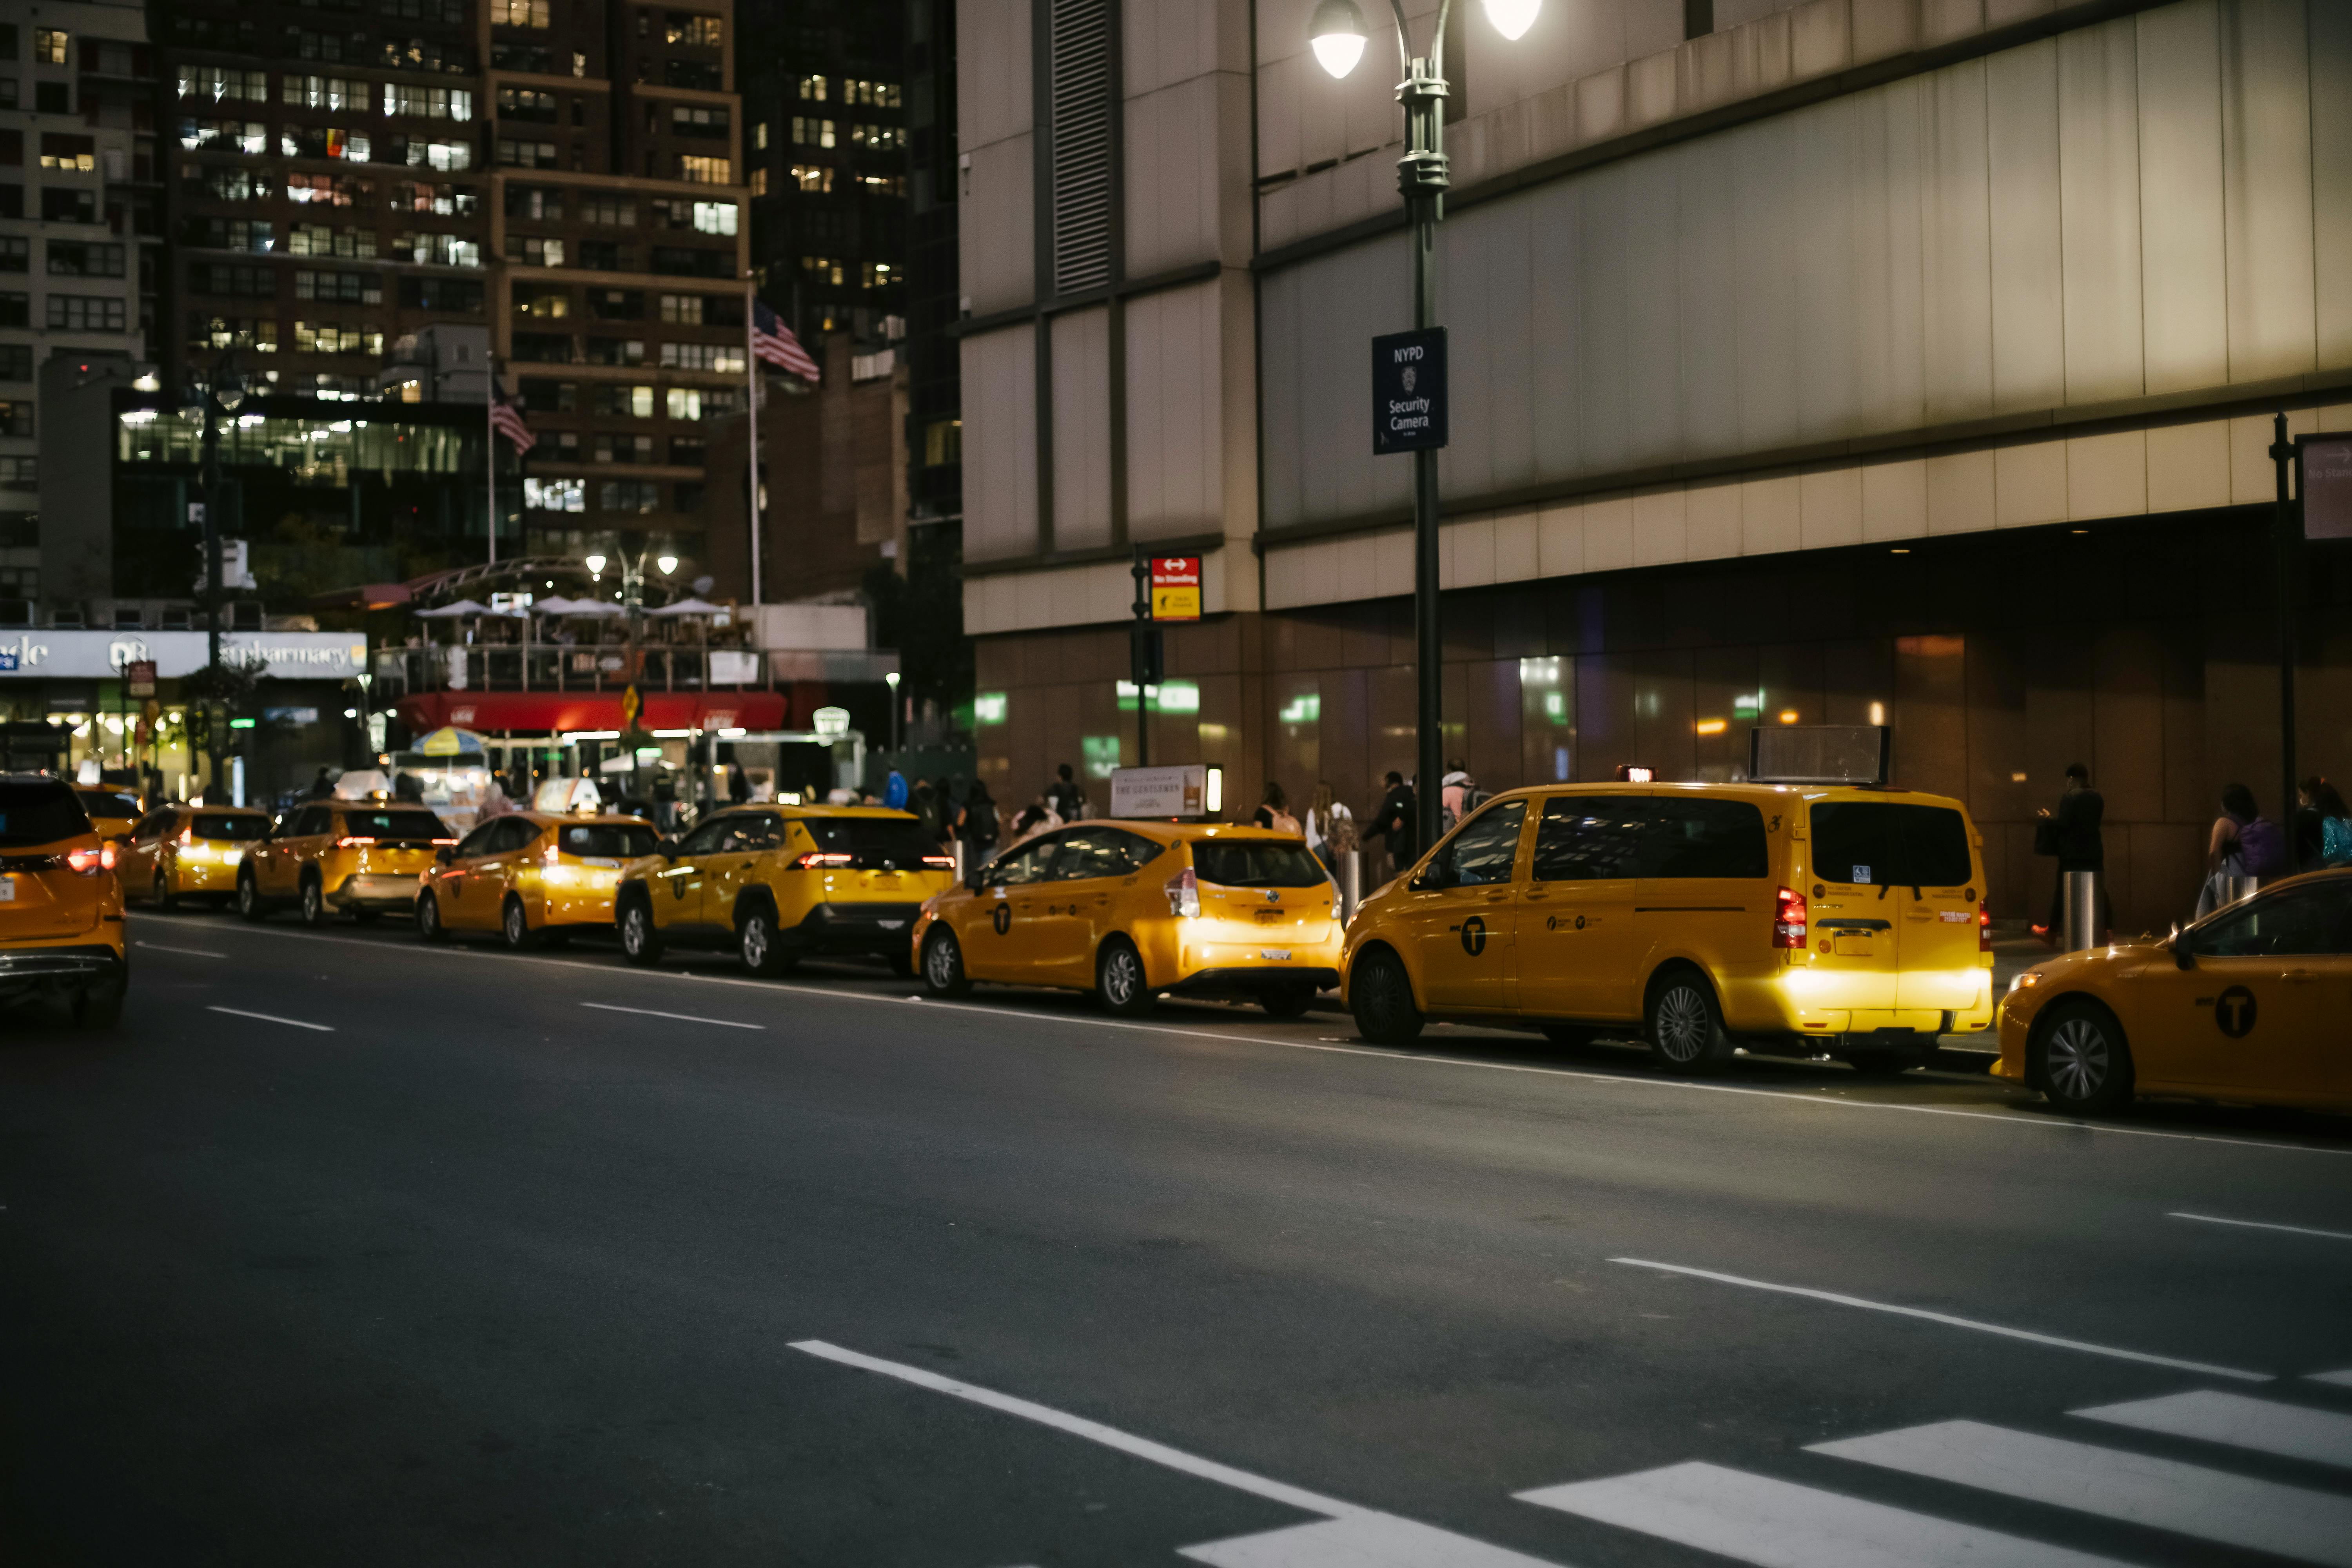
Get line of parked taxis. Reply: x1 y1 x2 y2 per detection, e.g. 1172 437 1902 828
7 773 2345 1119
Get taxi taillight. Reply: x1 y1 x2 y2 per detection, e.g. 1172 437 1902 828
336 836 376 848
1165 865 1200 919
541 841 560 866
922 854 956 870
177 826 194 847
1773 886 1807 949
792 851 854 870
65 844 117 876
1979 899 1992 953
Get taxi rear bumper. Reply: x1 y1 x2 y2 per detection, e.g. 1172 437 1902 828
0 943 125 983
330 874 422 909
1167 965 1340 997
790 901 922 953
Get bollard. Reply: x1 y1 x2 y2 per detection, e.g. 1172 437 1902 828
1338 849 1361 926
2061 869 2098 952
2216 874 2258 908
952 840 968 887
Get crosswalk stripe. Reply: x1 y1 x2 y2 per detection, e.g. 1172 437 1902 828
1811 1420 2352 1567
2073 1390 2352 1469
1179 1514 1567 1567
1516 1460 2131 1567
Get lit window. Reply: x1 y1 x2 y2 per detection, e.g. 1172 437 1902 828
690 201 736 236
797 75 827 102
664 388 702 421
675 155 730 184
789 164 833 193
34 29 70 65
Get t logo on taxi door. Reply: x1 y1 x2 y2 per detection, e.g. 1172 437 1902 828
991 903 1012 936
2215 984 2257 1038
1459 915 1487 956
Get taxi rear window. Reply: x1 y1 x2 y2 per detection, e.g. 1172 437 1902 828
1809 802 1972 887
0 781 91 847
802 815 941 869
559 822 659 859
1192 841 1329 889
78 790 144 819
339 809 449 842
191 813 266 842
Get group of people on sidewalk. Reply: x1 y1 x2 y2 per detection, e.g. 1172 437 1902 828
2032 764 2352 946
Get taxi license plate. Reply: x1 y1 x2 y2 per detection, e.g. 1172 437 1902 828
1259 948 1290 961
0 876 14 902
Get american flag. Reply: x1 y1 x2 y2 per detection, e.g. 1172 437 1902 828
489 378 535 455
751 299 821 383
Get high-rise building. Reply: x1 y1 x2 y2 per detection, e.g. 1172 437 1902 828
3 0 156 612
156 0 748 574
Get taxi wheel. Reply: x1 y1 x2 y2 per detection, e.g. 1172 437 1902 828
298 875 328 928
1646 969 1734 1074
921 928 971 997
738 904 798 977
2033 1000 2134 1117
618 898 664 965
1094 938 1154 1017
502 895 539 951
236 868 267 923
1259 983 1315 1019
1349 948 1423 1046
152 871 178 913
416 891 448 943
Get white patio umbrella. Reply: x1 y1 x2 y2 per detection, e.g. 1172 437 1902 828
415 599 490 617
646 597 726 616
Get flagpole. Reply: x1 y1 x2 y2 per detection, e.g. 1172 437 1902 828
486 353 498 568
745 278 761 607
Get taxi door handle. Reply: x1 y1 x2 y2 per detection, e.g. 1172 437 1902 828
1482 892 1510 903
2281 970 2318 984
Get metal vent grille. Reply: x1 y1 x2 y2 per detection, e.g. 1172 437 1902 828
1048 0 1113 296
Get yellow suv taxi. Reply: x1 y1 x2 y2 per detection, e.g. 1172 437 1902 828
1343 784 1994 1072
120 803 270 909
614 805 956 975
1994 867 2352 1116
238 800 455 924
0 775 127 1027
416 810 661 949
912 822 1344 1016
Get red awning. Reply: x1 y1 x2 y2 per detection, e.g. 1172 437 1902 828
395 690 788 736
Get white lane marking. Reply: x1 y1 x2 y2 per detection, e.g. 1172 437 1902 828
2073 1390 2352 1468
207 1005 334 1033
2312 1370 2352 1388
579 1001 762 1031
1610 1258 2270 1382
149 920 2352 1159
136 940 229 958
1811 1420 2352 1567
1517 1459 2129 1568
789 1340 1569 1565
1180 1514 1565 1567
2169 1210 2352 1242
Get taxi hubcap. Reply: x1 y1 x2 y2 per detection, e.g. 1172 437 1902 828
926 936 957 986
1656 986 1710 1061
743 917 768 966
1104 949 1139 1003
2046 1018 2108 1099
506 906 524 942
624 910 645 951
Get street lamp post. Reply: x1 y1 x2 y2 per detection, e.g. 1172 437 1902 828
178 353 247 795
885 669 901 757
1310 0 1538 853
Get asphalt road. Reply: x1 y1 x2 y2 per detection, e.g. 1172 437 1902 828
4 911 2348 1566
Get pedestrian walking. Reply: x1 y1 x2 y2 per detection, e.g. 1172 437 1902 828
1252 781 1300 834
955 777 1000 880
1304 780 1356 878
1361 771 1417 876
910 776 948 844
727 763 750 805
2197 783 2288 918
2029 762 2107 946
2300 777 2352 869
303 766 334 800
1439 758 1473 832
1047 763 1086 822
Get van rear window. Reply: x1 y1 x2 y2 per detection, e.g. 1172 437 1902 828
0 781 91 847
1809 802 1973 887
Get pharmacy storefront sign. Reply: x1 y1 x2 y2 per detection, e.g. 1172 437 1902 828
0 631 369 681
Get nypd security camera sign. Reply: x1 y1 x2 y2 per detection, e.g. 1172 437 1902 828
1372 328 1447 454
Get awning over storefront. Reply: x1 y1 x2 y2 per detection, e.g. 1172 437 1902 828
395 690 788 735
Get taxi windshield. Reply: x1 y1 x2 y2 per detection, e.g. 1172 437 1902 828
1192 840 1328 889
1809 802 1972 887
0 781 91 847
191 813 266 842
338 809 449 842
802 816 942 869
559 822 660 859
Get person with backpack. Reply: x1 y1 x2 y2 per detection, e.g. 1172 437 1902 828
1439 759 1474 832
2300 777 2352 869
1252 780 1301 835
955 777 1000 884
1360 771 1417 879
1047 763 1087 823
2198 782 2287 918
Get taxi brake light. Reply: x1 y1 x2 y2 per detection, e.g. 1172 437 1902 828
921 854 956 869
792 851 854 870
1165 865 1200 919
541 841 560 866
178 826 194 847
1772 886 1807 949
1979 899 1992 953
65 844 117 875
336 835 377 848
432 837 459 846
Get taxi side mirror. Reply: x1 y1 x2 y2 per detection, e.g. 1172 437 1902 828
656 837 679 859
2172 934 2195 971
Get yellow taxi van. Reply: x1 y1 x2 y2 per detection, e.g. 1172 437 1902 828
120 802 270 908
1994 867 2352 1116
416 810 661 948
1342 782 1994 1072
0 775 127 1027
912 822 1344 1016
614 804 957 975
238 799 455 924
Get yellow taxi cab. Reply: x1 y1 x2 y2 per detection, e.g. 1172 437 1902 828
415 810 661 948
912 822 1344 1016
1993 867 2352 1116
1342 783 1994 1072
72 784 145 846
614 804 956 975
119 802 270 909
0 775 127 1027
238 798 455 925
